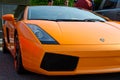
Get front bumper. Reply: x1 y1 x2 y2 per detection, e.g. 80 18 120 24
39 45 120 75
20 36 120 75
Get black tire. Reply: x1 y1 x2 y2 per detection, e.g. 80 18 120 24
14 33 25 74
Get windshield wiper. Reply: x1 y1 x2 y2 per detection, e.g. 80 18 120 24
82 19 105 22
30 19 56 21
55 19 105 22
55 19 85 22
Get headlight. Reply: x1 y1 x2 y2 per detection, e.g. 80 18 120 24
27 24 59 44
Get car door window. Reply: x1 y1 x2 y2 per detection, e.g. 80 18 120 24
103 0 118 9
14 5 26 21
17 11 24 21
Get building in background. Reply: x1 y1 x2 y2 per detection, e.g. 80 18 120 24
0 0 29 29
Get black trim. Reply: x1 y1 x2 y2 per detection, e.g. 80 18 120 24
6 28 10 43
40 41 59 44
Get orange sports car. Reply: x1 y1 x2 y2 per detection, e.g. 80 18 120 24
2 6 120 76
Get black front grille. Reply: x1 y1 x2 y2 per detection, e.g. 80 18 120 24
40 53 79 71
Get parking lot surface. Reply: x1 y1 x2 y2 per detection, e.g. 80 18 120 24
1 50 120 80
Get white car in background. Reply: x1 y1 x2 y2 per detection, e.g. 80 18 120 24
95 0 120 21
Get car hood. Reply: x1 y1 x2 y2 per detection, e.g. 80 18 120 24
25 20 120 45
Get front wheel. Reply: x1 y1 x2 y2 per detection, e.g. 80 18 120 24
14 34 25 74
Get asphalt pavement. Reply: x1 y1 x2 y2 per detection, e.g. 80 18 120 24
1 42 120 80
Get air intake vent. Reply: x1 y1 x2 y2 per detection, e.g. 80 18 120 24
40 53 79 71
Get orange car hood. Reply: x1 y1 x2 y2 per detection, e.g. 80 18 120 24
25 20 120 45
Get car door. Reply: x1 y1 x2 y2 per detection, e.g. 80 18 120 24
4 20 15 51
95 0 120 21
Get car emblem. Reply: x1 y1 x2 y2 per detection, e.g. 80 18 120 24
100 38 105 42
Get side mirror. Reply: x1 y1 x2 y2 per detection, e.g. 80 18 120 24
2 14 14 21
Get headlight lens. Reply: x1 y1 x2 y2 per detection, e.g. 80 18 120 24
27 24 59 44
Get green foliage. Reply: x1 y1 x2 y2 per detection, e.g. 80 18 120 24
29 0 102 8
69 0 74 6
29 0 74 6
54 0 64 6
29 0 48 5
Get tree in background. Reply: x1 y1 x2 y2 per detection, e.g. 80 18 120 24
29 0 102 9
29 0 74 6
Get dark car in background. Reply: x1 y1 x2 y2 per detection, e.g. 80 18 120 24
95 0 120 21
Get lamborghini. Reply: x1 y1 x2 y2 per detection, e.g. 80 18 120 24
2 6 120 75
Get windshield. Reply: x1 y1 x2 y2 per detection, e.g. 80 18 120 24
28 6 106 22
